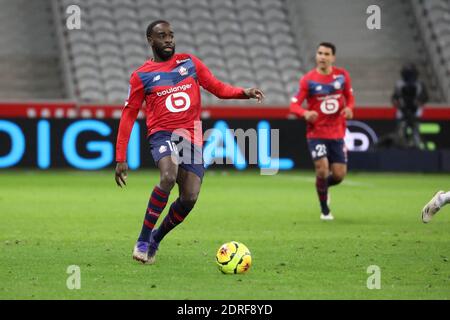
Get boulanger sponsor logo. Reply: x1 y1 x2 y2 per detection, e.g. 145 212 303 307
345 120 379 151
317 94 341 101
165 92 191 113
156 84 192 97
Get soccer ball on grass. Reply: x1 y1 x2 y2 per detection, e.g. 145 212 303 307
216 241 251 274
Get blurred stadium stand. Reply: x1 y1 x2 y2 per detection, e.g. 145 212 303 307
286 0 444 104
412 0 450 102
52 0 303 105
0 0 448 105
0 0 65 99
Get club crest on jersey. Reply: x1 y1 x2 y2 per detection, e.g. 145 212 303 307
178 66 188 76
334 81 342 90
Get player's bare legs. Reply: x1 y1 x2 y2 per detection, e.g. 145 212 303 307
323 163 347 220
157 155 179 192
329 163 347 186
177 168 202 211
133 155 177 263
147 168 201 264
314 157 330 178
314 157 334 220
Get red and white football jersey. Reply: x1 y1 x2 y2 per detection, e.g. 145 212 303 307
116 53 247 162
290 67 355 139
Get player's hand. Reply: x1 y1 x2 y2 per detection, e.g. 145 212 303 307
244 88 265 103
304 111 319 123
115 161 128 188
341 107 353 119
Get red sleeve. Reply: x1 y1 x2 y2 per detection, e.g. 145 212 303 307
343 70 355 109
190 55 247 99
289 77 309 117
116 107 139 162
115 73 144 162
125 72 145 109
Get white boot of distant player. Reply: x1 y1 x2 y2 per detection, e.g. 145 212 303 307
320 212 334 221
422 191 449 223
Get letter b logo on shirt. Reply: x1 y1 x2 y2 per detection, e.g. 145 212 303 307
320 98 339 114
166 92 191 113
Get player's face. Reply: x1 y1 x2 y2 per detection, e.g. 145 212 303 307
148 23 176 61
316 46 335 70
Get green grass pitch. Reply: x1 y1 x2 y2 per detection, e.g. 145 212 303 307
0 170 449 299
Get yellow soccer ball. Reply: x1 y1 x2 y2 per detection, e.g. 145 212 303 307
216 241 252 274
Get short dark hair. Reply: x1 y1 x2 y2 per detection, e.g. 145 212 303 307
318 42 336 55
146 20 170 38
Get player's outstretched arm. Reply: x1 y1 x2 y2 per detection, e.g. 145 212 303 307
191 55 259 100
115 161 128 188
243 88 265 103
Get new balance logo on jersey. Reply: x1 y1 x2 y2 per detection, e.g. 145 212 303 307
152 75 161 82
156 84 192 97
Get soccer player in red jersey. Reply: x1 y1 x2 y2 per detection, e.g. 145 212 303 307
115 20 264 264
290 42 354 220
